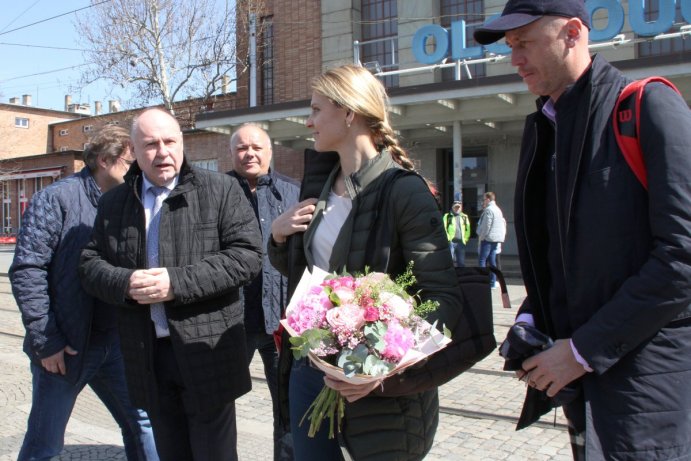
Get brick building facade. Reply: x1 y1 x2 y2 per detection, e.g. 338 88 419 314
0 151 83 235
0 101 84 159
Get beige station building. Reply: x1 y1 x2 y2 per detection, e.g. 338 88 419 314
2 0 691 256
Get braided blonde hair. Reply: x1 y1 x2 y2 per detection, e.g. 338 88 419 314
311 65 415 171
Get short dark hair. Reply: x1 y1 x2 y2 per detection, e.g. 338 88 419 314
83 125 130 170
485 191 496 201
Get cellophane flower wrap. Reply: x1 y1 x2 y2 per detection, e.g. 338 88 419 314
281 263 451 439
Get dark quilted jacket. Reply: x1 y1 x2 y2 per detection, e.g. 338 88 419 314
228 169 299 334
10 167 101 384
79 161 262 413
269 150 462 461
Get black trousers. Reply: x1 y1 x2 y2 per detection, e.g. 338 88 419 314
149 337 238 461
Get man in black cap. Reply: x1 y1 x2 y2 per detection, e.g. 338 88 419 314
475 1 691 459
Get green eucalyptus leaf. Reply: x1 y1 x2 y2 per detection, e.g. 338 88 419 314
343 361 362 378
364 321 387 352
349 344 369 363
364 355 395 377
337 349 353 368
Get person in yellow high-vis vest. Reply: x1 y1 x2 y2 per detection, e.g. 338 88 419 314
443 201 471 267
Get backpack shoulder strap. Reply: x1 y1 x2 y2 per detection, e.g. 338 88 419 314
613 76 680 190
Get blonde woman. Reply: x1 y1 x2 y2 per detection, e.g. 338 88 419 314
268 65 462 461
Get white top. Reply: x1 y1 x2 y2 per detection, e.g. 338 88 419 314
311 191 352 271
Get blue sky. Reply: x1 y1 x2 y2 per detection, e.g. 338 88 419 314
0 1 130 112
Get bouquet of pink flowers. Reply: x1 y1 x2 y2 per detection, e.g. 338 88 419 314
281 263 451 438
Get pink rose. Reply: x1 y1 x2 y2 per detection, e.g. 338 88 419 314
332 286 356 304
363 306 380 322
325 303 366 333
324 275 356 290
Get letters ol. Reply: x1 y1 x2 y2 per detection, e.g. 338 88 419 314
412 0 691 65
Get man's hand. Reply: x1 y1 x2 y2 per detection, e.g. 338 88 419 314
521 339 586 397
128 268 175 304
323 376 382 403
40 345 78 375
271 198 317 243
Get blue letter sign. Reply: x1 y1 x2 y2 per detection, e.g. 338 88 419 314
412 0 691 65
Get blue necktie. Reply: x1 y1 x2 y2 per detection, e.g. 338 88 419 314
147 186 169 337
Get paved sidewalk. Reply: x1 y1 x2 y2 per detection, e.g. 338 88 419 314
0 266 573 460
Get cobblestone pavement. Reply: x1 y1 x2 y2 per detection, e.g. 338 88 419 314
0 254 573 460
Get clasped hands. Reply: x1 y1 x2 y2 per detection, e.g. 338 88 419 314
128 267 174 304
323 375 383 403
516 338 586 397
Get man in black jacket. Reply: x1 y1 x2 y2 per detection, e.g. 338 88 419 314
228 124 298 461
475 0 691 459
80 108 262 461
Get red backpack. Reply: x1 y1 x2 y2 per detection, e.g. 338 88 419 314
613 76 682 190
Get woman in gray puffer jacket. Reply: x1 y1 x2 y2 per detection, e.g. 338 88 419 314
268 65 462 461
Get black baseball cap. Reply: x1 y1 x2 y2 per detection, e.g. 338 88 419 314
474 0 591 45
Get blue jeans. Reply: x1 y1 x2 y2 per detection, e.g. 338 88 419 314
246 331 293 461
18 336 158 461
450 241 466 267
479 241 499 287
289 359 343 461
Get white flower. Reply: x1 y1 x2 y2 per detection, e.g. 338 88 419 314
380 291 412 319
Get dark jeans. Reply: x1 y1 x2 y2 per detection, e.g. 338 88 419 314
245 331 293 461
148 338 237 461
18 337 157 461
450 241 466 267
479 241 499 286
289 359 343 461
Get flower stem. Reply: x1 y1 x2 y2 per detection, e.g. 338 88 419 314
300 385 344 439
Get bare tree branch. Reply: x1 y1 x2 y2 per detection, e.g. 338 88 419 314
75 0 244 111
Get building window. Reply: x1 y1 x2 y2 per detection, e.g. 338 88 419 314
441 0 485 81
361 0 399 88
59 129 69 136
34 177 44 193
191 159 218 171
637 0 691 57
1 181 11 234
260 15 274 105
83 125 94 132
15 117 29 128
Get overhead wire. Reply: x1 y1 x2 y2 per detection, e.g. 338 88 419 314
0 0 111 37
0 0 43 34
